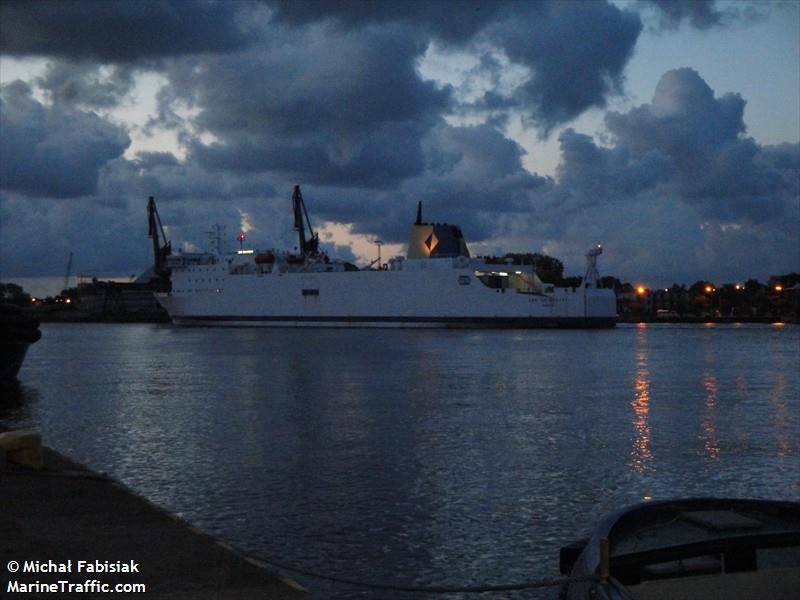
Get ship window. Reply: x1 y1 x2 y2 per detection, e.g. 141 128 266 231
474 270 508 289
302 289 319 296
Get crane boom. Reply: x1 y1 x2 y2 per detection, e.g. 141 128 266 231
291 185 319 256
147 196 172 290
63 252 73 294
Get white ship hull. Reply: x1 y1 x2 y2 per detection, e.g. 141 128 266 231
156 262 617 329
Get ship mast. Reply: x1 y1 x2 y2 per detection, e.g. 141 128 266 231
292 185 319 256
584 245 602 288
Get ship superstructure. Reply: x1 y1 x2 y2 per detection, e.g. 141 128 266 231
154 186 616 328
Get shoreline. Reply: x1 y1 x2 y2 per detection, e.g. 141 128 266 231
1 439 309 599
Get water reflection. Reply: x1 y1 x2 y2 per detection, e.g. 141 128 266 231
0 381 39 428
770 373 793 460
701 375 720 461
630 327 654 473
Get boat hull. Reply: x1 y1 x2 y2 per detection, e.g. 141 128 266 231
0 304 42 381
166 315 617 328
1 340 33 380
156 267 617 329
561 498 800 600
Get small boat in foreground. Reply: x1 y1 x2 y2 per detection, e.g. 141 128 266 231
0 303 42 381
560 497 800 600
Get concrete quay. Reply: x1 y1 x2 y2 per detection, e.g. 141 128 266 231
1 443 309 599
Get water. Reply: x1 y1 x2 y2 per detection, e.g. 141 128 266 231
3 323 798 598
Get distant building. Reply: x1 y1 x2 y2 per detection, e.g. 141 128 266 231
74 268 167 319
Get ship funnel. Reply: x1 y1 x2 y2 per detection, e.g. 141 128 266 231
406 203 470 260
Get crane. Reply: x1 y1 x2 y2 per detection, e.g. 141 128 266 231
292 185 320 257
147 196 172 290
63 252 73 294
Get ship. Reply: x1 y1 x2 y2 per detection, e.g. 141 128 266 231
154 186 616 328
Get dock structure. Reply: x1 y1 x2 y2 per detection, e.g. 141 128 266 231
1 443 308 599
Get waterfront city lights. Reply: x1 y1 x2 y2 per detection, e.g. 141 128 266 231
636 286 647 296
705 285 713 293
775 284 783 292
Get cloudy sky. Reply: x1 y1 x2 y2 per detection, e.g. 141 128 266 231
1 0 798 295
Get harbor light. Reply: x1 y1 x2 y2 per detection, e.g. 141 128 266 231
636 286 647 296
774 284 783 292
704 285 713 293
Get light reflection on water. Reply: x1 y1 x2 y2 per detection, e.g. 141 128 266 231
701 375 720 461
629 325 653 473
5 322 799 597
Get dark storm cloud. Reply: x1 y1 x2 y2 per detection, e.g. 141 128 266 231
167 23 449 187
266 0 643 134
641 0 726 30
605 68 794 222
555 129 674 205
102 153 277 203
0 80 130 198
484 1 642 134
190 119 432 188
759 142 800 172
0 0 248 61
266 0 503 43
338 122 549 244
36 62 137 109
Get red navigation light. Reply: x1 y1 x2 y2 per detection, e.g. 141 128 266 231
237 232 246 242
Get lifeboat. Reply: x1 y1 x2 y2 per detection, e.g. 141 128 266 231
254 251 275 264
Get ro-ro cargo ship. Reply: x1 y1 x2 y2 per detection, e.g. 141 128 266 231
154 186 616 328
